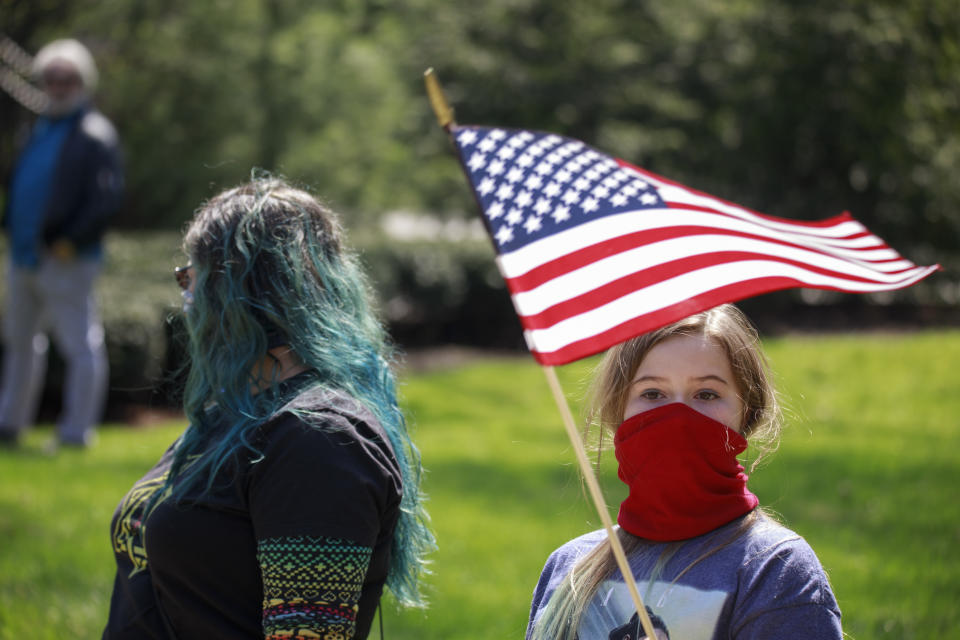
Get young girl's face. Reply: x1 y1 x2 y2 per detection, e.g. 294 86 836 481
623 333 745 432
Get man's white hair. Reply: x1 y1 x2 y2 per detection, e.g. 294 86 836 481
33 39 98 92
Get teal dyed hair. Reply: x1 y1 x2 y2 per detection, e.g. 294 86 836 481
164 174 433 607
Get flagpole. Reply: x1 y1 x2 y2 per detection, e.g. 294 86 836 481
424 68 658 639
424 68 455 130
542 366 659 640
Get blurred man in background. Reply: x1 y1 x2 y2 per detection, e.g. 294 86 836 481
0 38 123 449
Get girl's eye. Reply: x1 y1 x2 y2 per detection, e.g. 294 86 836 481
695 390 719 401
640 389 664 400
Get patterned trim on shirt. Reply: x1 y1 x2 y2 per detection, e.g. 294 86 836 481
258 535 373 639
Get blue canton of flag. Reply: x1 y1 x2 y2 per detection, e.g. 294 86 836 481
455 127 665 252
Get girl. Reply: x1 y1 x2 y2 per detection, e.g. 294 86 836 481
526 304 841 640
103 176 434 639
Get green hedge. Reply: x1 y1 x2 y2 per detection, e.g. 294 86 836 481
356 234 523 349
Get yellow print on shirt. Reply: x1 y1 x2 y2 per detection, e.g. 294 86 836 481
112 471 170 577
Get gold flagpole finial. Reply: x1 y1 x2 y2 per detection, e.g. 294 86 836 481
424 68 456 130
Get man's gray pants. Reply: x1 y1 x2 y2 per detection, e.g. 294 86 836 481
0 257 108 445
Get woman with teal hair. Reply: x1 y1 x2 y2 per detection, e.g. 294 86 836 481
103 176 434 639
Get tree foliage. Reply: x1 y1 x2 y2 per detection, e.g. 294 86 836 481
2 0 957 293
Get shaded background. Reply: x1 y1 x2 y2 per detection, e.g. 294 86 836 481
1 0 958 413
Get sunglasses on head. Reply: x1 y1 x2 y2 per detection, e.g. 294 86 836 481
174 264 192 290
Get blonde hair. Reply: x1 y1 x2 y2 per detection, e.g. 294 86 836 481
531 305 781 640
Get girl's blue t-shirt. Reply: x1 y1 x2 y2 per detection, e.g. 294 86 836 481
527 515 842 640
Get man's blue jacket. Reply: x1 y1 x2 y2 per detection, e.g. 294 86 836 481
3 105 124 253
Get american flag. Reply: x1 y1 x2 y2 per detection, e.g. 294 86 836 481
453 125 940 366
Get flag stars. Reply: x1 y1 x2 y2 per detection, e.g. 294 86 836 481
534 197 552 216
468 153 487 172
543 181 561 198
478 137 497 153
506 167 525 183
496 183 515 201
477 177 496 196
464 130 669 246
592 184 611 199
486 159 505 176
640 192 659 205
457 130 478 146
508 135 528 148
506 207 524 226
524 174 544 191
490 129 507 140
610 193 629 207
581 197 600 213
524 216 543 234
573 152 593 165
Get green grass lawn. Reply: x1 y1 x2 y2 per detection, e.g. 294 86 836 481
0 330 958 639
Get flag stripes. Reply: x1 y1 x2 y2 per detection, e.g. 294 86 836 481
500 216 920 298
521 261 936 363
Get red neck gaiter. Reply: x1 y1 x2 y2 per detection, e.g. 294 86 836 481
614 402 758 541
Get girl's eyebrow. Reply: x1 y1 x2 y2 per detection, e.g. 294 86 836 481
631 374 731 384
694 374 731 385
631 374 665 383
